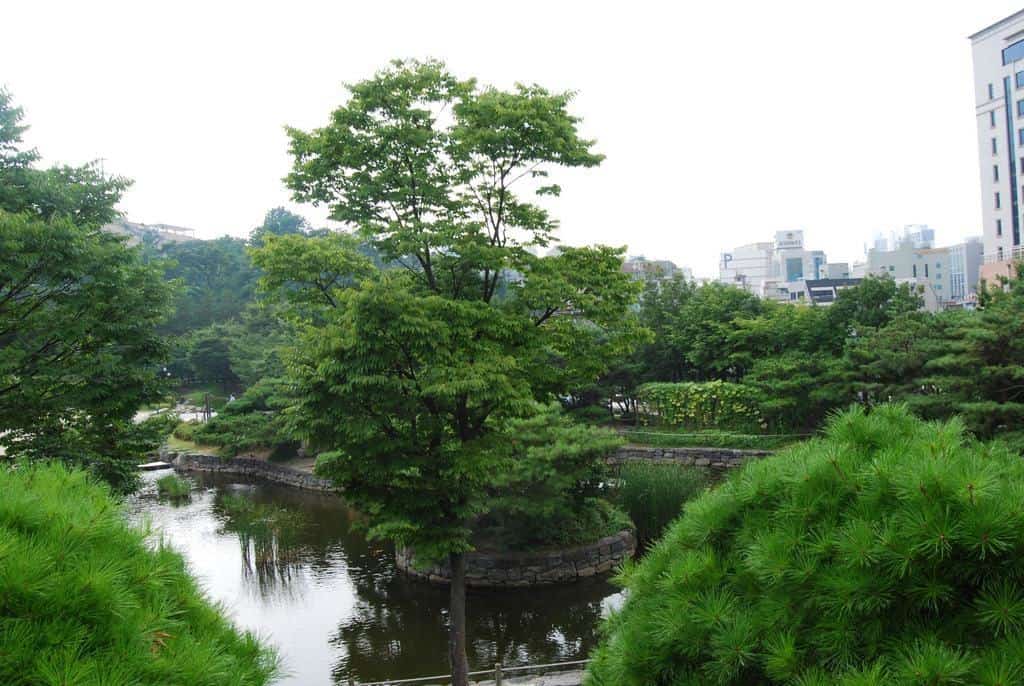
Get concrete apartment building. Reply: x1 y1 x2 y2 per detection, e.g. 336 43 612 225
971 10 1024 281
866 231 984 310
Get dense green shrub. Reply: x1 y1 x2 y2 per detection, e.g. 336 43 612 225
587 405 1024 685
613 462 708 543
0 463 278 685
566 403 616 426
474 405 631 551
173 420 199 442
191 377 297 456
638 381 762 430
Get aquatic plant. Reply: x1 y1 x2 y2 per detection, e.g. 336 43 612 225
156 472 191 499
613 462 707 543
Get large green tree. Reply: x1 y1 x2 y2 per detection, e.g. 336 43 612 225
0 90 173 489
921 266 1024 439
257 59 641 685
154 236 259 335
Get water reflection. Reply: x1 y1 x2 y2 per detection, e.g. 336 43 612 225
213 493 309 598
128 470 622 685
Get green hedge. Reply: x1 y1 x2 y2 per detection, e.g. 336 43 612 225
586 405 1024 685
0 463 278 685
637 381 762 430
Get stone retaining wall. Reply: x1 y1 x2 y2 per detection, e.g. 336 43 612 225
166 450 340 493
395 529 636 588
609 445 771 472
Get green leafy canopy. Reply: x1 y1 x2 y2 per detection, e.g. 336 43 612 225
255 59 644 563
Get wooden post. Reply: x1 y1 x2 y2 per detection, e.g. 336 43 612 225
494 662 503 686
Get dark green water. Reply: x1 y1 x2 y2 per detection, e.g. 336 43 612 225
129 470 623 685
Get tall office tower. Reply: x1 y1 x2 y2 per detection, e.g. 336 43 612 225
971 11 1024 281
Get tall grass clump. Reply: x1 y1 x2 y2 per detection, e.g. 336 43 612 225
156 472 192 499
0 463 278 686
613 462 707 542
587 405 1024 685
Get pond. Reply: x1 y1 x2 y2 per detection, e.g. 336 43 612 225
128 470 623 685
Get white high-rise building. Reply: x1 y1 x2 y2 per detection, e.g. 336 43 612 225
970 11 1024 282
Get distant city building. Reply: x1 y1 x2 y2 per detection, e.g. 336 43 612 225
801 278 863 305
864 234 982 310
868 225 937 253
970 11 1024 281
719 242 773 292
949 237 985 302
719 230 830 302
102 220 197 247
900 224 936 249
824 262 851 279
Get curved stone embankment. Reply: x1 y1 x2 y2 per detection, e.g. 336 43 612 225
395 529 636 588
165 449 340 493
609 445 771 471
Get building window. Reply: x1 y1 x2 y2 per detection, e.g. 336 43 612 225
995 164 1001 182
990 82 997 99
785 257 803 281
996 192 1002 209
998 219 1004 236
1018 72 1024 89
999 246 1005 260
992 110 998 127
1004 39 1024 65
1018 101 1024 117
993 138 999 155
925 264 929 278
912 264 917 277
1019 129 1024 146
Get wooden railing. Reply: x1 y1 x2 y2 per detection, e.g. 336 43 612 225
351 658 589 685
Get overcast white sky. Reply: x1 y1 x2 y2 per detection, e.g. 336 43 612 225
3 1 1020 277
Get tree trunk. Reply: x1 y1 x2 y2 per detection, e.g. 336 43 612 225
449 552 470 686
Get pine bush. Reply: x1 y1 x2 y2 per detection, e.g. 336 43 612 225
0 463 278 685
586 405 1024 685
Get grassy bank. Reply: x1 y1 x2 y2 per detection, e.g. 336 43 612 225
0 463 278 685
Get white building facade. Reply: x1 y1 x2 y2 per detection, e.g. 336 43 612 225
719 242 773 292
970 11 1024 282
865 235 983 310
719 230 830 302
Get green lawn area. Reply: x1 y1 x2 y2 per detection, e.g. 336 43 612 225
166 434 220 455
